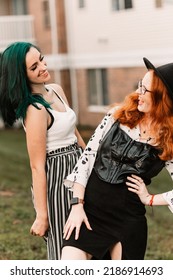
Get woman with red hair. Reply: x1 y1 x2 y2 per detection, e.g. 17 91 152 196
61 58 173 260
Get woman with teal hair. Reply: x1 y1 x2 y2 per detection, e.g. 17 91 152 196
0 41 85 259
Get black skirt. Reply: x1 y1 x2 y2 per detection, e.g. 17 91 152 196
63 169 147 260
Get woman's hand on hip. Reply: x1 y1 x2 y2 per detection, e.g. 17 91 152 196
63 205 92 240
126 174 150 205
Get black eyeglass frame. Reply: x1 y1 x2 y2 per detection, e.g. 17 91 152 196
138 79 153 95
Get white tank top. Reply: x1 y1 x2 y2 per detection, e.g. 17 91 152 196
46 87 77 152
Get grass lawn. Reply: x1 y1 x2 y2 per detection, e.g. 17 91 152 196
0 128 173 259
0 129 46 260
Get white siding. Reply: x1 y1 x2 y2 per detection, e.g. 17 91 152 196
64 0 173 68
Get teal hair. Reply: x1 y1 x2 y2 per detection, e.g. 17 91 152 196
0 41 51 126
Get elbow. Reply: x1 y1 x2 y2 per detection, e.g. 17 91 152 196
30 162 46 175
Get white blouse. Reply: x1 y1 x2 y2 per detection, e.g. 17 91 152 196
64 108 173 213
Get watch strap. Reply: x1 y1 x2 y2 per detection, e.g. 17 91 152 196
70 197 84 206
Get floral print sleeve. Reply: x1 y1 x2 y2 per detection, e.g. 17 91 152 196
163 160 173 213
64 111 115 189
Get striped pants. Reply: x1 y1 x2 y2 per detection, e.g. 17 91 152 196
45 143 83 259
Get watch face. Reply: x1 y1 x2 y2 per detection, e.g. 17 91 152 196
70 197 78 205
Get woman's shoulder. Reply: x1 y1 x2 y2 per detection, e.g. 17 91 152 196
46 83 68 104
26 103 47 114
24 103 48 128
108 104 121 115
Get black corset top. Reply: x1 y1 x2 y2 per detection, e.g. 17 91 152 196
94 121 165 185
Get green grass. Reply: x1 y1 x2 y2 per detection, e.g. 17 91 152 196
0 128 173 259
0 129 47 260
145 170 173 260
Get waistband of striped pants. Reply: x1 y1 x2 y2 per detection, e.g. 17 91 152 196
46 142 81 158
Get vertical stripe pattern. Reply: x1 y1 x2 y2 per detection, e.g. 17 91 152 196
45 143 83 259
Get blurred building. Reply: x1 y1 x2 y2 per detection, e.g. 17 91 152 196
0 0 173 127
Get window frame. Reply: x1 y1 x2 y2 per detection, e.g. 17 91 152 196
79 0 85 9
87 68 108 108
12 0 27 15
112 0 133 11
42 0 51 28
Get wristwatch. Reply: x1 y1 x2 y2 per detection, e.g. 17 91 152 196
70 197 84 206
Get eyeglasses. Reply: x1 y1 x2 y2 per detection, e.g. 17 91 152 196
138 80 153 95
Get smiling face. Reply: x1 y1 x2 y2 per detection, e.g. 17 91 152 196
25 47 51 86
137 71 153 114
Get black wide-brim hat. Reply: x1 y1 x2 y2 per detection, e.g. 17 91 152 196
143 57 173 102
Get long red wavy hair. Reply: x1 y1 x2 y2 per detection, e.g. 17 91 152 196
112 70 173 160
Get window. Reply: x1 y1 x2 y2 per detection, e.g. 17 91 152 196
112 0 133 11
156 0 173 8
79 0 85 8
12 0 27 15
155 0 162 7
42 0 50 28
88 69 108 106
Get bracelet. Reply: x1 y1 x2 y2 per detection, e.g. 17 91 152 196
149 194 155 206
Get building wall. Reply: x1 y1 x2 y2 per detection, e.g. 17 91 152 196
108 66 146 104
76 65 147 126
0 0 10 15
1 0 173 128
65 0 173 59
27 0 71 103
56 0 68 53
64 0 173 128
27 0 52 54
